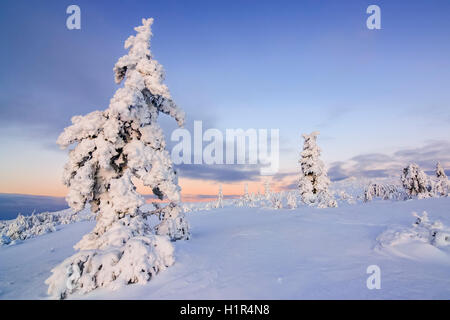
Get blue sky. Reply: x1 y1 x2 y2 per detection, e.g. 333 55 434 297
1 0 450 198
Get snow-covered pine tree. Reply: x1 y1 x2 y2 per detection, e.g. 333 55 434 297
46 18 189 299
215 184 224 208
298 131 336 207
434 162 448 197
401 163 432 199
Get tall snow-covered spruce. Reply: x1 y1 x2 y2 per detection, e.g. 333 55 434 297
298 131 337 207
46 18 189 299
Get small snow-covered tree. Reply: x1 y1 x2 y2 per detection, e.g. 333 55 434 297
244 183 249 199
363 187 373 202
46 18 189 299
316 191 338 208
337 190 355 204
248 192 258 207
298 131 336 207
286 191 298 209
242 183 251 205
256 188 263 201
363 183 405 202
215 184 224 208
401 163 432 199
271 193 283 209
434 162 448 197
264 180 272 200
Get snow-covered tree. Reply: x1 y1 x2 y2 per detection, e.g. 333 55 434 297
244 183 249 199
286 191 298 209
363 187 373 202
271 193 283 209
0 210 87 246
248 192 258 207
46 18 189 299
337 190 356 204
242 183 251 205
215 184 224 208
316 191 338 208
256 188 263 201
434 162 448 197
401 163 432 199
264 180 272 200
298 131 336 207
363 183 405 202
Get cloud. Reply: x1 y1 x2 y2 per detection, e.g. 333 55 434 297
271 171 297 182
175 164 261 182
328 140 450 181
278 182 298 191
169 119 282 181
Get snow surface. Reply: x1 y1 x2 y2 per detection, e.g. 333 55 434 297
1 197 450 299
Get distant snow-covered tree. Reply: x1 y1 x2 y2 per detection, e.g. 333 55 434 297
434 162 448 197
337 190 356 204
316 191 338 208
46 18 189 299
363 187 373 202
249 192 258 207
264 180 272 200
0 210 87 246
244 183 250 199
215 184 224 208
401 163 432 199
363 183 405 202
242 183 251 205
271 193 283 209
256 188 263 201
298 131 336 207
286 191 298 209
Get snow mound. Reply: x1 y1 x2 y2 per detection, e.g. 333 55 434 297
377 211 450 249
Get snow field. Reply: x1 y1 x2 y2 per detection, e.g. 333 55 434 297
1 197 449 299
